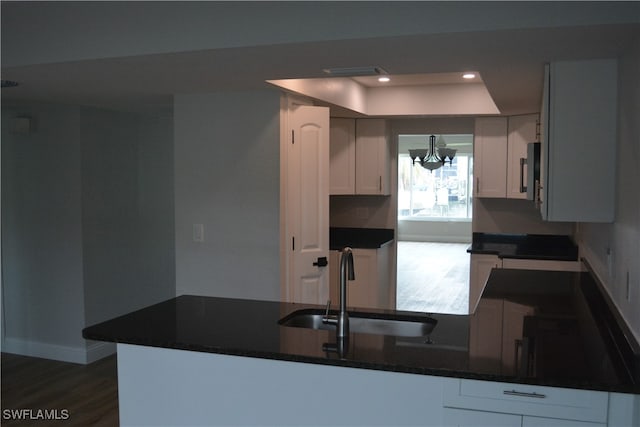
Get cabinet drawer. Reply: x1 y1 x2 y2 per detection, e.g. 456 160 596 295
443 379 608 423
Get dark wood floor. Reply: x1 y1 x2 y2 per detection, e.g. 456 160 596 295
1 352 119 426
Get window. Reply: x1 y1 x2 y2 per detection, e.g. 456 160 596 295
398 134 473 220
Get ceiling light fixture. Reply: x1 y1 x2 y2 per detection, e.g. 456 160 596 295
462 73 476 80
378 76 391 83
409 135 456 171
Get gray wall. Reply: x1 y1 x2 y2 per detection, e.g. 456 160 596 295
577 36 640 342
1 106 86 358
1 105 175 362
82 109 175 327
174 91 281 301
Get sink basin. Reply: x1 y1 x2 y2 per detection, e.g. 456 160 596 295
279 309 437 337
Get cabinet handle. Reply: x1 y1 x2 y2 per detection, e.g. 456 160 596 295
503 390 546 399
534 179 542 208
519 158 527 193
476 177 479 194
379 176 382 192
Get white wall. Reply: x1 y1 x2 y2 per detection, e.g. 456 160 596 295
1 105 175 363
1 105 87 361
82 110 175 328
174 90 281 301
577 36 640 342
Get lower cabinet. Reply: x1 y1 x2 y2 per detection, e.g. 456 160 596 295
443 379 608 426
444 408 521 426
329 244 392 310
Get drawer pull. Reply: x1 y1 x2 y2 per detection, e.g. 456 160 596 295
503 390 546 399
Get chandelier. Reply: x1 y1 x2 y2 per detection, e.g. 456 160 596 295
408 135 457 171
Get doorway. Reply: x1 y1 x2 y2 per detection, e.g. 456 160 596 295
396 133 473 314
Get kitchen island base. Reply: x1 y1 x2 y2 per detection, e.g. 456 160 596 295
117 343 447 426
116 343 638 426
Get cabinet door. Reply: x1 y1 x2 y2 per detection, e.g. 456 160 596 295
507 114 537 199
543 59 617 222
348 249 378 309
469 254 501 313
329 118 356 195
523 416 605 427
474 117 508 198
443 408 521 427
355 119 390 195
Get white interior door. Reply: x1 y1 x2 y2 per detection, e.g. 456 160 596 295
288 105 330 304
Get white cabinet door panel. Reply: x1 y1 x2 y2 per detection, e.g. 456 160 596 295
443 408 521 427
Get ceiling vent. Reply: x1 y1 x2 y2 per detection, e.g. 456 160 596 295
322 66 388 77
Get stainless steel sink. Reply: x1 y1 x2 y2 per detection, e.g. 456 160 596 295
279 309 437 337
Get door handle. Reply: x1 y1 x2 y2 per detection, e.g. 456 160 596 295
313 257 328 267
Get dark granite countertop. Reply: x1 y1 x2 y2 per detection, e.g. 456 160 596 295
83 270 639 394
330 227 394 250
467 232 579 261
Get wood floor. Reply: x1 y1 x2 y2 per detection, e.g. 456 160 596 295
396 241 470 315
1 352 119 426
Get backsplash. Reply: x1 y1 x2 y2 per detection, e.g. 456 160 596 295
330 195 395 229
473 198 576 236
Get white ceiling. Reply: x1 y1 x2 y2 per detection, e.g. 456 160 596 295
1 4 638 116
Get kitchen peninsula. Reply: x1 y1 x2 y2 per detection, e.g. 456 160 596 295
83 268 639 426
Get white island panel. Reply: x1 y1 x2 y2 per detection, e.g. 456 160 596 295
117 343 448 426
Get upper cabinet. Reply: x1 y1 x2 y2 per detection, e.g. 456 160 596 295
474 115 539 200
539 59 617 222
474 117 508 198
330 118 391 196
329 118 356 195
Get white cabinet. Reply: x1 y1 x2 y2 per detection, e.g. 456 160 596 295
474 115 538 200
474 117 508 198
355 119 391 195
329 245 392 310
469 254 501 313
329 118 356 195
539 59 617 222
329 118 390 195
501 258 583 272
443 408 521 426
507 114 538 199
443 379 609 426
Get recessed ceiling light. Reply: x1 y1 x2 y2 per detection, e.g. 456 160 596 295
462 73 476 80
378 76 391 83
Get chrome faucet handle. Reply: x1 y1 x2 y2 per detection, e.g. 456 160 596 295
322 300 336 325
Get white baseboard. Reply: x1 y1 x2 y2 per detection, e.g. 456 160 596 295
1 337 115 364
86 340 117 363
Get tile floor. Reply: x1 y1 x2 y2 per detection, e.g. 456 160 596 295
396 241 470 315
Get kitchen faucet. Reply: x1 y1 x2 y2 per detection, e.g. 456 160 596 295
323 247 355 338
